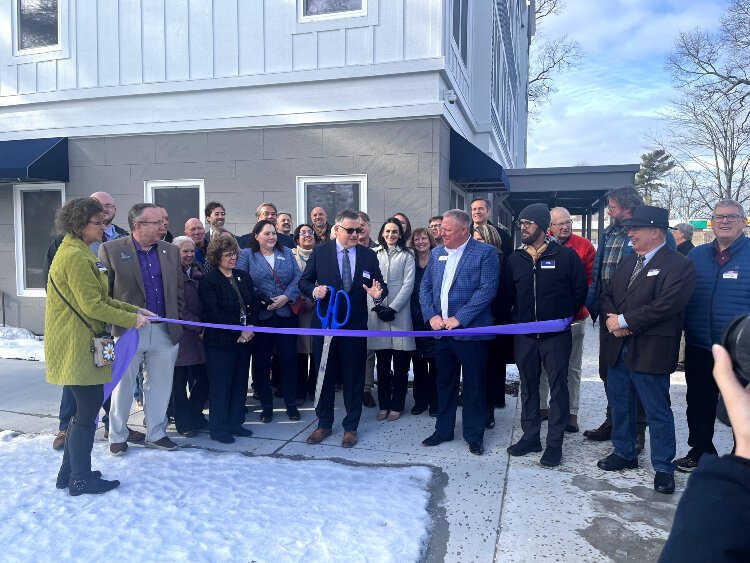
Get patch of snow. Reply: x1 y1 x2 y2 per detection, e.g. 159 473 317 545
0 326 44 362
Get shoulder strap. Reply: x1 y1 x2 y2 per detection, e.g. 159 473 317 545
260 252 286 292
49 276 96 336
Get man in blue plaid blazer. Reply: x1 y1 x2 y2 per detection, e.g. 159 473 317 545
420 209 499 456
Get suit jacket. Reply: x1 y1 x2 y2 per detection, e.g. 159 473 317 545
600 245 695 374
198 268 259 350
99 236 184 343
298 241 387 331
420 237 499 341
237 246 301 320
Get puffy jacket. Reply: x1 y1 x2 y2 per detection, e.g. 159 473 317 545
506 240 588 336
684 235 750 350
558 233 595 320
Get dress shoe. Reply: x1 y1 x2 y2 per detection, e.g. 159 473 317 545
341 431 358 448
597 452 638 471
52 431 66 450
179 430 197 438
127 427 146 443
428 408 437 417
109 442 128 456
540 446 562 467
411 405 427 415
260 408 273 423
540 409 549 421
583 421 612 441
386 411 401 422
507 439 543 457
69 476 120 496
635 430 646 454
211 434 235 444
231 427 253 437
286 406 301 421
468 441 484 455
362 391 376 408
145 437 179 451
675 453 700 473
485 412 496 429
422 432 453 447
565 414 579 433
306 427 332 444
654 471 675 494
56 470 102 489
377 410 388 421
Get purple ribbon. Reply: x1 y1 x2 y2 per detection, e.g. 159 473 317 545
98 328 139 424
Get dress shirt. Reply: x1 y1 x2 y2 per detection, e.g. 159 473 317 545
336 241 357 286
618 241 666 328
134 240 166 317
440 236 470 318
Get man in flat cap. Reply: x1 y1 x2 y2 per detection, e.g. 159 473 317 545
597 205 695 494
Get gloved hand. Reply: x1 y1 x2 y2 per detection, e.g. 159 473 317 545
376 306 397 322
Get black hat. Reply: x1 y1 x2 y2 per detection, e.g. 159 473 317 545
622 205 669 229
518 203 550 231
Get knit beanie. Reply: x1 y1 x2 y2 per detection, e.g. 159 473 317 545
518 203 550 231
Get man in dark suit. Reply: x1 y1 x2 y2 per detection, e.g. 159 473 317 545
238 202 295 249
420 209 499 456
204 201 226 245
597 205 695 494
299 209 387 448
99 203 184 455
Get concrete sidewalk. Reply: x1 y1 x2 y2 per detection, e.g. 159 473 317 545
0 326 735 561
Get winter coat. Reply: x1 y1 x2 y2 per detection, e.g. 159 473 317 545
293 246 315 354
45 235 139 386
558 233 595 321
237 246 301 321
176 264 205 367
684 235 750 350
410 253 434 358
367 245 416 351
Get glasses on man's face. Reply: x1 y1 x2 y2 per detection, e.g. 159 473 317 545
516 220 535 229
339 227 364 235
552 220 573 227
139 220 165 226
88 220 105 227
298 230 314 236
606 205 620 211
429 224 440 230
712 213 743 223
222 251 238 258
102 204 116 209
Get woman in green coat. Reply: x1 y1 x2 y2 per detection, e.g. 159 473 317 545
46 197 151 496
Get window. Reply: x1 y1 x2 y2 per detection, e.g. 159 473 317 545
144 179 205 239
492 19 503 112
449 185 467 211
13 183 64 295
17 0 59 51
301 0 365 19
296 175 367 227
452 0 469 66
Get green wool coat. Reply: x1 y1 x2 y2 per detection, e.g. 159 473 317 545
45 235 139 385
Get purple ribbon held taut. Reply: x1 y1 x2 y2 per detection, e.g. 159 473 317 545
98 328 139 424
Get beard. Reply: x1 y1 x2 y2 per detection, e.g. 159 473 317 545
521 229 542 245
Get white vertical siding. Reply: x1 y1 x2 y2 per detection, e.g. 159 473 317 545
142 0 167 83
188 0 214 79
119 0 143 85
98 0 120 87
165 0 189 81
212 0 239 78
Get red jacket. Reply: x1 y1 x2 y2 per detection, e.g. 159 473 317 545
558 233 595 320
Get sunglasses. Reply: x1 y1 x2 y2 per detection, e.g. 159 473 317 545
339 227 364 235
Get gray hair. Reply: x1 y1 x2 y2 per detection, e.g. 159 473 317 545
335 209 359 224
550 206 571 219
443 209 471 228
172 236 195 249
357 210 371 224
672 222 694 241
713 199 744 216
605 186 644 212
255 202 278 218
127 203 159 230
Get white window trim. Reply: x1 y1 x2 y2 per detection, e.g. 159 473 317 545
449 182 468 211
295 0 378 33
296 174 368 225
298 0 367 22
144 178 206 225
13 183 65 297
11 0 70 63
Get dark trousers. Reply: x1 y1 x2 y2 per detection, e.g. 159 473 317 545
60 385 110 431
375 349 411 412
60 385 103 480
434 338 488 443
171 364 209 433
297 353 316 399
205 344 251 439
685 344 720 457
599 322 647 431
252 315 299 408
516 332 571 448
313 335 366 432
487 337 507 409
412 354 437 411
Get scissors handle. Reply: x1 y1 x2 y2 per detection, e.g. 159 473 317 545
330 290 350 329
315 285 336 329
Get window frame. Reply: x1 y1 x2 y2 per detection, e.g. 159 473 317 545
144 178 206 235
449 183 467 212
298 0 367 22
451 0 470 68
295 0 377 33
11 0 70 63
13 182 65 297
296 174 368 227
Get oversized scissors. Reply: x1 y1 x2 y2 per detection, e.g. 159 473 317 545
314 286 351 407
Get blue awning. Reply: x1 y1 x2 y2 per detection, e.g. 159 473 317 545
0 137 68 182
449 129 510 192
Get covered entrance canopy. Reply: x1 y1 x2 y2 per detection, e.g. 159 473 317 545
0 137 69 183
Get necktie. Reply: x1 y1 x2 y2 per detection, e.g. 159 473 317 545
101 231 107 243
628 255 645 288
342 248 352 292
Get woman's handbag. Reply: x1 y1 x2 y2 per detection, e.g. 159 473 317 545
265 257 305 315
50 276 116 367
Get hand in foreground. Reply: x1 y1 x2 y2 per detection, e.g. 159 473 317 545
443 316 461 330
313 284 329 300
268 295 290 310
712 344 750 460
134 314 150 329
605 313 621 333
612 328 631 338
238 330 254 344
363 280 383 300
137 308 157 317
429 315 445 330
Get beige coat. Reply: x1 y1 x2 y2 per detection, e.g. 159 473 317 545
367 245 416 351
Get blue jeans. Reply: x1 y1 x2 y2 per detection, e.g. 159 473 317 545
608 346 676 473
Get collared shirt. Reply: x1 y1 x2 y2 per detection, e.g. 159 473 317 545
618 241 666 328
440 236 470 318
133 240 166 317
600 224 628 284
336 240 356 286
713 239 732 267
88 224 119 256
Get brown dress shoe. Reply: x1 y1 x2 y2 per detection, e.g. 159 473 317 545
306 428 332 445
635 429 646 454
109 442 128 456
341 431 358 448
127 427 146 443
52 431 66 450
145 436 179 451
583 421 612 441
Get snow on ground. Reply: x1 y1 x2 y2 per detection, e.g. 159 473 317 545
0 431 433 562
0 327 44 362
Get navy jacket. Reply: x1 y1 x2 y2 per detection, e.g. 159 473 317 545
237 246 301 320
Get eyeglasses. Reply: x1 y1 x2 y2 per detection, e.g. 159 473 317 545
298 230 314 236
429 224 441 229
102 204 116 209
338 227 364 235
551 220 573 227
606 205 620 211
516 220 535 228
222 251 238 258
139 220 165 226
712 214 743 223
88 220 105 227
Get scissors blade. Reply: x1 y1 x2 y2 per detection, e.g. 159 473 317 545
314 335 333 409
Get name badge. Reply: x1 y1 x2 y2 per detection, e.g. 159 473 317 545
95 261 107 272
540 260 555 269
627 240 634 247
276 255 285 261
120 253 132 260
647 269 660 277
723 270 739 279
362 271 371 279
438 255 449 261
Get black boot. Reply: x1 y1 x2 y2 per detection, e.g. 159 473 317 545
56 469 103 489
69 476 120 496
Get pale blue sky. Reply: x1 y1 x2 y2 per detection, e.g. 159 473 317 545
526 0 730 167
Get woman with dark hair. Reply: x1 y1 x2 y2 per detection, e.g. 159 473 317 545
393 212 413 243
409 227 438 416
46 197 151 495
292 223 317 404
237 220 302 422
368 218 416 421
199 234 258 443
171 236 209 437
